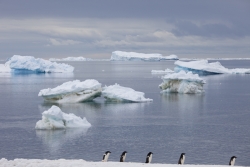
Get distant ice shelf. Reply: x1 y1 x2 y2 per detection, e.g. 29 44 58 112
6 55 74 73
38 79 102 103
111 51 178 61
102 84 153 102
175 60 250 75
35 105 91 129
159 71 205 94
151 69 174 74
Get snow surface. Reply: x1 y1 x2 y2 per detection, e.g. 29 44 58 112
159 71 205 94
0 159 242 167
49 57 87 61
111 51 178 61
151 69 174 74
0 64 11 72
7 55 74 73
175 60 250 75
38 79 102 103
35 105 91 129
102 84 153 102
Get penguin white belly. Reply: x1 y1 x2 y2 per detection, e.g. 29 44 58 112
230 159 235 166
149 155 152 163
181 155 185 164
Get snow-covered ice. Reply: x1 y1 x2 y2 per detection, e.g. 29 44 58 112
159 71 205 94
39 79 102 103
49 57 87 61
0 159 243 167
175 60 250 75
102 84 153 102
35 105 91 129
7 55 74 73
151 69 174 74
111 51 178 61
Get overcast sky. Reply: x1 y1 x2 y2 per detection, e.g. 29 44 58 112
0 0 249 59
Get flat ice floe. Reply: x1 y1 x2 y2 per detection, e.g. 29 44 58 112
175 60 250 75
49 57 87 61
35 105 91 129
7 55 74 73
159 71 205 94
102 84 153 102
111 51 178 61
151 69 174 74
38 79 102 103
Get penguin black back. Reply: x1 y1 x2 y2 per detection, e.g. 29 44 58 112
102 151 111 162
178 153 185 165
120 151 127 162
229 156 237 166
145 152 153 163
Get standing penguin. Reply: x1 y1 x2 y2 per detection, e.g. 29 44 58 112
229 156 237 166
145 152 153 163
102 151 111 162
178 153 185 165
120 151 127 162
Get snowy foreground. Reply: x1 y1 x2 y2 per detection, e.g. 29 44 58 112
159 71 205 94
102 84 153 102
175 60 250 75
35 105 91 129
39 80 102 103
0 159 242 167
111 51 178 61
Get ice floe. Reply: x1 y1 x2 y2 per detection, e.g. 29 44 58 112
35 105 91 129
7 55 74 73
159 71 205 94
38 79 102 103
111 51 178 61
151 69 174 74
175 60 250 75
102 84 153 102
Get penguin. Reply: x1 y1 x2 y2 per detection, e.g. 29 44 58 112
178 153 185 165
102 151 111 162
145 152 153 163
229 156 237 166
120 151 127 162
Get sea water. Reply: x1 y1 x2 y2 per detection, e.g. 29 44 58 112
0 60 249 166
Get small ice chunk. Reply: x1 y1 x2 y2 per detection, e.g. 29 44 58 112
159 71 205 94
151 69 174 74
35 105 91 129
0 64 11 73
102 84 153 102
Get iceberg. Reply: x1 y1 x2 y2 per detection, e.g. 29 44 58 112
7 55 74 73
49 57 87 61
102 84 153 102
151 69 174 74
35 105 91 129
159 71 205 94
175 60 250 75
111 51 178 61
38 79 102 103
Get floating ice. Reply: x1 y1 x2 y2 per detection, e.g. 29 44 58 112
159 71 205 94
151 69 174 74
38 79 102 103
111 51 178 61
175 60 250 75
0 64 11 73
102 84 153 102
49 57 87 61
7 55 74 73
35 105 91 129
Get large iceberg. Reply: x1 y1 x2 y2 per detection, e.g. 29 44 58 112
111 51 178 61
38 79 102 103
175 60 250 75
102 84 153 102
49 57 87 61
159 71 205 94
35 105 91 129
7 55 74 73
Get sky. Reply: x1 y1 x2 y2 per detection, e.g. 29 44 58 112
0 0 249 59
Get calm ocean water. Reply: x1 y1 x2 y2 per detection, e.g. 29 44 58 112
0 60 250 166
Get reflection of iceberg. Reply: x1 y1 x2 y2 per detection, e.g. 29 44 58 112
7 55 74 73
36 128 89 154
159 71 205 94
35 105 91 129
175 60 250 75
102 84 153 102
111 51 178 61
151 68 174 74
38 80 102 103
